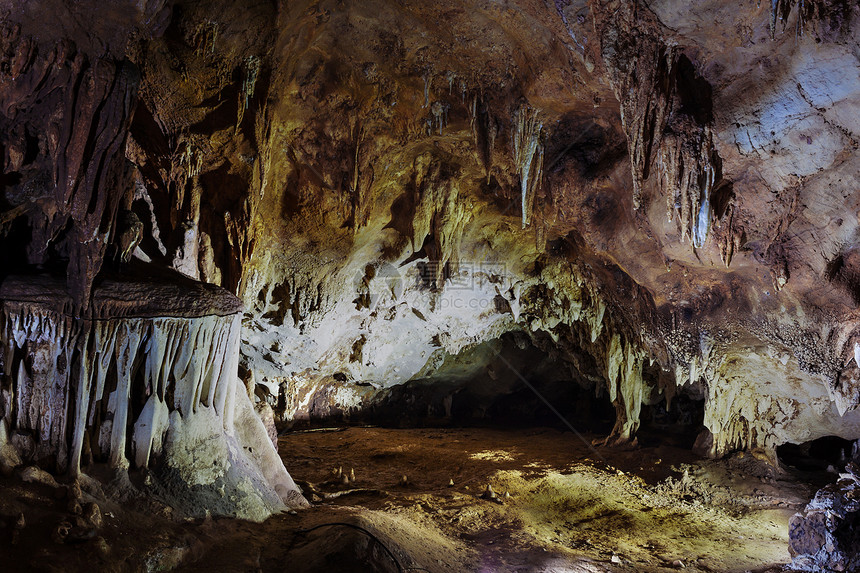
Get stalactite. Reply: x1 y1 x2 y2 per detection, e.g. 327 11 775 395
701 368 790 459
596 2 727 251
512 105 544 229
662 327 820 461
0 25 139 308
513 263 651 444
237 55 261 129
176 140 204 183
428 101 450 135
171 175 202 280
768 0 819 39
241 56 261 111
422 71 431 109
603 333 649 441
486 116 497 184
468 95 478 144
0 278 305 519
597 0 677 211
192 20 219 57
657 125 719 247
409 154 472 288
134 177 168 256
1 307 239 474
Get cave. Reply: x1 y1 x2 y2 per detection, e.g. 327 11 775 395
1 0 859 571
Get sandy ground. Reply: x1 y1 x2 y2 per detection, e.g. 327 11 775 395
0 425 816 572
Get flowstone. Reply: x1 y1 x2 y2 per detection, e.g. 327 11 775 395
0 273 305 521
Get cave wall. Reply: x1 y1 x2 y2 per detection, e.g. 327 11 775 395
0 0 859 460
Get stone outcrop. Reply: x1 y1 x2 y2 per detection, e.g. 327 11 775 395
0 19 139 309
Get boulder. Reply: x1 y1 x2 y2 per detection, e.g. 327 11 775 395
789 463 860 572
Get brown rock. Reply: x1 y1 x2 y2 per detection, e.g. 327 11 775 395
67 500 82 515
92 536 111 558
789 476 860 571
83 502 102 528
51 520 72 545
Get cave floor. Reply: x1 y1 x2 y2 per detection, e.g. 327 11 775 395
0 426 818 572
198 426 813 573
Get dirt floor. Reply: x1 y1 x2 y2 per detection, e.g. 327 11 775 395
267 426 810 573
0 425 821 572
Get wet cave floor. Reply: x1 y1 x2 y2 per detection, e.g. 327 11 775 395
1 426 823 572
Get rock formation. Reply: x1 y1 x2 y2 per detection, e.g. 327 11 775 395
790 461 860 571
0 0 858 526
0 273 305 520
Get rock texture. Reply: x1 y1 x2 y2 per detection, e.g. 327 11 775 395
0 0 859 474
789 462 860 571
0 17 139 309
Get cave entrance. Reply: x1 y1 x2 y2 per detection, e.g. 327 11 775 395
638 391 706 450
260 332 785 573
367 336 620 436
282 331 622 438
276 331 706 455
777 435 857 478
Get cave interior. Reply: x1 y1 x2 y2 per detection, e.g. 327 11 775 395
1 0 860 571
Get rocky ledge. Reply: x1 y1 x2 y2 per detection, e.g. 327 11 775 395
0 269 244 320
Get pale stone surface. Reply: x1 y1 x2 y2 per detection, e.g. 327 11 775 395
0 419 22 476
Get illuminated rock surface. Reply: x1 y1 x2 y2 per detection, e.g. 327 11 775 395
0 0 858 456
